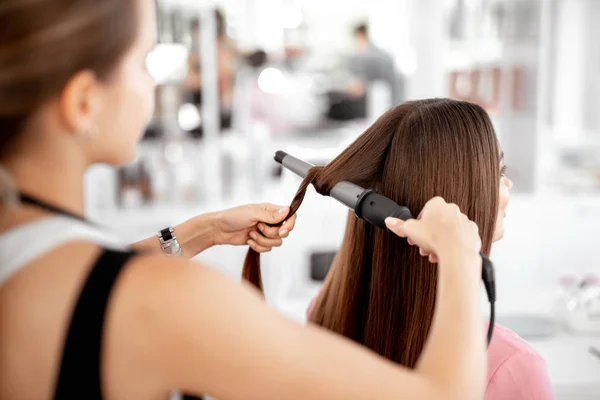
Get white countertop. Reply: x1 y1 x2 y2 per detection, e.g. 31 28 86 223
530 332 600 398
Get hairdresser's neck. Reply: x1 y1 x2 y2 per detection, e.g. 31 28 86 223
4 136 88 217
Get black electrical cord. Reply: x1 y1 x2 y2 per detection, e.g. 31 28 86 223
487 301 495 345
481 257 496 346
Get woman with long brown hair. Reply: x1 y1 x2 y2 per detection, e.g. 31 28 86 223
243 99 554 399
2 0 494 399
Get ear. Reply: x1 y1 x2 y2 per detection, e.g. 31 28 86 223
58 70 102 137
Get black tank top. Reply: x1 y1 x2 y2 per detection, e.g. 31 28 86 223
15 193 203 399
53 249 134 399
52 249 203 400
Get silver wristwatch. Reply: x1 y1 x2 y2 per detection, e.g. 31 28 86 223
157 227 183 256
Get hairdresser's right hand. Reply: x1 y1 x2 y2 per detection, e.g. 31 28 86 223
385 197 481 268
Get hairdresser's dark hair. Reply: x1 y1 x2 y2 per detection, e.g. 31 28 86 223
0 0 139 153
242 98 500 367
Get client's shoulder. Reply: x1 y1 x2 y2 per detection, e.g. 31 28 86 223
487 323 543 370
485 324 554 399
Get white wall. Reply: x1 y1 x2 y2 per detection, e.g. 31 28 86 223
546 0 600 139
550 0 587 137
583 0 600 135
406 0 448 98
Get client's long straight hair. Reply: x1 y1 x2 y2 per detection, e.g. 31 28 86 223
242 98 500 368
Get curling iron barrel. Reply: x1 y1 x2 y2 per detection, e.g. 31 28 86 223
275 151 412 228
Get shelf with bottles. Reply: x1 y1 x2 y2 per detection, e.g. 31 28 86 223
446 0 542 46
445 0 543 115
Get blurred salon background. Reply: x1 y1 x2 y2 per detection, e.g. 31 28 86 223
83 1 600 398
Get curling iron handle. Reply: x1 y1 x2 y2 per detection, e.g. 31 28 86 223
358 191 495 287
356 191 412 229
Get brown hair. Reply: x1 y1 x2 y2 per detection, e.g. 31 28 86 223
0 0 139 153
242 98 500 367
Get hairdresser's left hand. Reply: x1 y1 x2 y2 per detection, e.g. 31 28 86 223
212 203 297 253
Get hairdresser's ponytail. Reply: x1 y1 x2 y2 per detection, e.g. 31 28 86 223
241 166 326 293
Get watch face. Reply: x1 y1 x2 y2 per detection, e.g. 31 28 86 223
170 247 183 256
165 242 182 256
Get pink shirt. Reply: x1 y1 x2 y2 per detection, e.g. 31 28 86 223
484 323 554 400
307 301 554 400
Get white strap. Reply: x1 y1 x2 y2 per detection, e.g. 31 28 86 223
0 217 127 286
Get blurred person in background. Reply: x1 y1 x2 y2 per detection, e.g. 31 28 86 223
348 23 404 106
326 22 405 122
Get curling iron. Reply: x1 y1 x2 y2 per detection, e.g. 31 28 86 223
274 150 496 345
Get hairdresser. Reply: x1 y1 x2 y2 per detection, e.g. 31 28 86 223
1 1 487 399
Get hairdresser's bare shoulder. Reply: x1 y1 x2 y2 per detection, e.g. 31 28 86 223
0 237 224 399
100 252 278 398
0 240 105 399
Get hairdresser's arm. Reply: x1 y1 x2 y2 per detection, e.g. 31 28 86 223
385 198 486 400
130 203 296 258
408 248 484 396
414 248 485 397
110 198 486 400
